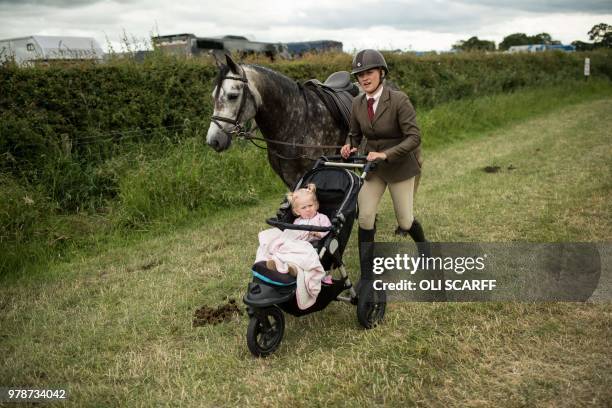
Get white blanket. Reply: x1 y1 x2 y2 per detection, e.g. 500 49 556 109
255 228 325 310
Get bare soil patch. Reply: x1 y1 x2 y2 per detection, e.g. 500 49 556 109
193 299 242 326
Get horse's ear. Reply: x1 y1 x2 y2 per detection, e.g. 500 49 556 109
225 53 241 74
211 51 223 68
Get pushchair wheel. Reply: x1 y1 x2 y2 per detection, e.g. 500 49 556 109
356 281 386 329
246 306 285 357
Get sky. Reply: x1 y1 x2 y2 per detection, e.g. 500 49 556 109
0 0 611 52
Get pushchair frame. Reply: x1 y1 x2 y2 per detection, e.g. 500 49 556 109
243 155 387 357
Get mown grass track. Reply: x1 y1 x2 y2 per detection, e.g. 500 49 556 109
1 98 611 407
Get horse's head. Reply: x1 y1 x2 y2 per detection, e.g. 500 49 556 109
206 54 259 152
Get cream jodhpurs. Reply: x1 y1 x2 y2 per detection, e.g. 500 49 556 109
358 173 418 230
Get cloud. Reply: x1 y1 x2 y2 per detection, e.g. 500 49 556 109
274 0 611 33
0 0 141 7
142 0 513 34
480 13 612 44
275 1 496 32
0 0 610 52
0 0 103 7
461 0 612 14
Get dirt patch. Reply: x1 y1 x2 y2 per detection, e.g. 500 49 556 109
141 259 162 270
483 165 518 173
120 258 163 274
193 298 242 326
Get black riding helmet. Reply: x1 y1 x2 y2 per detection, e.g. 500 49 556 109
351 49 389 76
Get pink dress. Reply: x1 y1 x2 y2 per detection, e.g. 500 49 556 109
293 212 332 241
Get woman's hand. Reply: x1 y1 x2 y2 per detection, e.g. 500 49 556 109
341 144 357 159
366 151 387 161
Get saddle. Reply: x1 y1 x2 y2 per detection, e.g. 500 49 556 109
303 71 359 133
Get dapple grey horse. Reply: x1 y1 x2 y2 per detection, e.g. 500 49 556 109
206 54 349 187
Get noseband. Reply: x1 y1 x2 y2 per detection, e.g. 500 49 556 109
210 69 254 139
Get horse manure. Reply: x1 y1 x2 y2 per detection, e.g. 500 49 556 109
483 165 501 173
140 259 162 271
193 298 242 326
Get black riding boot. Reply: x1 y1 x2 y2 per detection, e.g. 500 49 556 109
356 226 376 300
396 220 445 301
358 227 376 281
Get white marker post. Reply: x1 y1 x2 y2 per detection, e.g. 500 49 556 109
584 58 591 81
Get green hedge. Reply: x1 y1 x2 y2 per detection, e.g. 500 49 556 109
2 50 611 210
1 50 611 275
260 50 612 108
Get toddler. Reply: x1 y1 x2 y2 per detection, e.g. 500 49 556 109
266 183 333 283
288 183 331 241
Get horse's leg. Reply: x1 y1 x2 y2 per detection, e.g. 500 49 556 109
280 160 304 189
276 157 314 189
288 159 314 187
267 149 293 188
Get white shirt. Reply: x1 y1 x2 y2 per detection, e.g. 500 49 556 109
366 84 384 114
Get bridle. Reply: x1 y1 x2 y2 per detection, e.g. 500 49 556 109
210 68 254 139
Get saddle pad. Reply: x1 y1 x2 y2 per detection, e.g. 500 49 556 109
304 84 354 132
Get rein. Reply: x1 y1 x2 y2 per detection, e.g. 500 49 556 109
211 68 344 160
243 134 343 150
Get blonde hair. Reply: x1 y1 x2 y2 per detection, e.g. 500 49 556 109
287 183 319 216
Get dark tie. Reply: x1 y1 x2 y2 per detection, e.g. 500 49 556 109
367 98 375 122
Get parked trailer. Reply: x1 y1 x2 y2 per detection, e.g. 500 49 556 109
0 35 104 66
507 44 576 53
152 34 288 59
286 40 343 56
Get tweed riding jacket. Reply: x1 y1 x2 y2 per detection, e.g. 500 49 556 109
349 86 422 183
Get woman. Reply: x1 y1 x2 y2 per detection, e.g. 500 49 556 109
340 49 428 272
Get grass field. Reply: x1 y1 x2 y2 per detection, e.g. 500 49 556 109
1 97 611 406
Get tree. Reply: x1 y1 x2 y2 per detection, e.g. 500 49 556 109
452 36 496 52
588 23 612 48
499 32 559 51
499 33 530 51
532 33 553 44
588 23 612 42
571 40 595 51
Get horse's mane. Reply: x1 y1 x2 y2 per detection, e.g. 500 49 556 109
252 65 305 106
215 63 298 97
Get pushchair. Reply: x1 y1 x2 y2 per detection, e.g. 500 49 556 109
243 156 387 357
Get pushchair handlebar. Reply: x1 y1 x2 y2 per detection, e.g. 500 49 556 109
320 154 368 163
317 155 378 178
266 218 333 232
